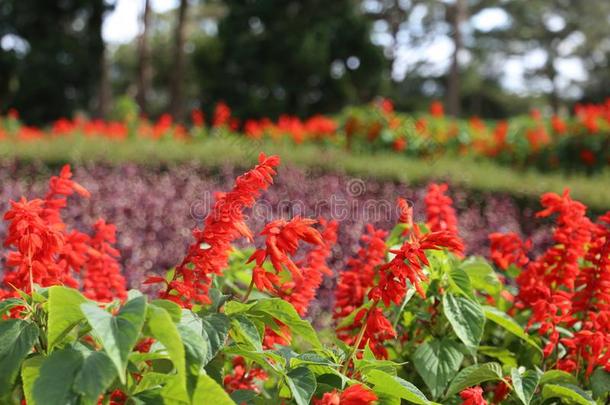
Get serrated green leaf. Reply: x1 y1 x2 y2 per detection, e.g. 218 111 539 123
192 374 236 404
483 306 541 352
33 349 83 404
146 304 187 398
591 367 610 399
150 299 182 323
285 367 317 405
253 298 322 348
0 319 39 398
447 267 474 299
446 363 503 397
201 313 231 366
542 383 595 405
231 314 263 352
21 355 44 405
73 350 117 402
539 369 578 386
366 369 433 404
81 295 147 383
460 257 501 295
443 294 485 349
477 346 517 367
413 338 463 399
511 368 541 405
48 286 87 349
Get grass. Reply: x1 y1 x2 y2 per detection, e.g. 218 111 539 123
2 135 609 210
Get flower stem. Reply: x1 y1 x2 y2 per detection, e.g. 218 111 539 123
341 300 378 374
242 278 255 303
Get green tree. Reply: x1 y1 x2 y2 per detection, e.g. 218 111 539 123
192 0 386 119
0 0 113 123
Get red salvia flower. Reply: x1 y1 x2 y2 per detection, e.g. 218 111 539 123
371 225 464 303
460 386 488 405
277 218 338 315
223 356 268 393
160 153 280 307
314 384 378 405
2 165 126 303
334 224 388 320
488 232 530 270
81 220 127 302
248 216 324 290
424 183 459 235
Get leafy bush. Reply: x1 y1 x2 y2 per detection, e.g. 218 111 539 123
0 153 609 404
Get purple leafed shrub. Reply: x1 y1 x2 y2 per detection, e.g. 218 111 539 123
0 161 551 313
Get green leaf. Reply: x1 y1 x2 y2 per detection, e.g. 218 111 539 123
231 314 263 352
285 367 317 405
73 351 117 402
0 319 39 397
366 369 433 404
33 349 83 404
201 313 231 366
541 383 595 405
150 299 182 323
0 298 23 316
146 304 187 398
192 374 236 404
21 355 44 405
253 298 322 348
482 306 541 352
413 338 464 399
477 346 517 367
539 369 578 386
81 295 147 383
443 294 485 349
591 368 610 399
445 363 503 397
459 257 501 295
447 267 474 299
511 368 541 405
47 286 87 349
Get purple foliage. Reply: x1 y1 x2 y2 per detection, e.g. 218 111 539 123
0 161 553 314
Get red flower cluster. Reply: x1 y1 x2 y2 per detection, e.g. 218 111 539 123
277 218 338 316
489 190 610 374
248 216 324 295
334 225 388 319
223 356 268 393
1 165 125 302
372 225 464 302
313 384 378 405
460 386 487 405
424 183 462 246
159 153 280 306
244 114 337 143
488 232 530 270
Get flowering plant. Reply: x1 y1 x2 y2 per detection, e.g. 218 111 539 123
0 154 609 404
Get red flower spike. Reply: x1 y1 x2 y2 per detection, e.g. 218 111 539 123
375 225 464 304
160 153 280 307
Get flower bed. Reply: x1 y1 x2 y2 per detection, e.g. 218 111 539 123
2 98 610 173
0 156 608 404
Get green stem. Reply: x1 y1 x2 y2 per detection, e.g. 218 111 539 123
242 278 255 303
341 300 379 374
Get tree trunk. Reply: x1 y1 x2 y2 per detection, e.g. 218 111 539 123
136 0 152 116
98 47 111 118
169 0 189 121
447 0 467 117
